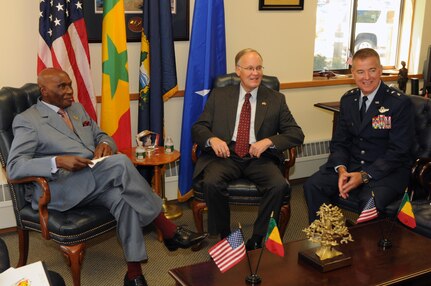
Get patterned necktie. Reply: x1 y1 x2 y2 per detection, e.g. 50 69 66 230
360 96 368 122
235 93 251 157
58 109 74 130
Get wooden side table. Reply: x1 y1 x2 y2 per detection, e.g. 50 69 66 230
314 101 340 136
121 146 182 220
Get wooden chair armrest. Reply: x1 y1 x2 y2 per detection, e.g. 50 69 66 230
191 143 199 164
8 176 51 240
418 160 431 200
412 158 431 176
283 147 297 180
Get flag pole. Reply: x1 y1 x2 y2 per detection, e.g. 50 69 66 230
375 190 393 250
245 210 275 285
239 223 254 277
385 188 410 242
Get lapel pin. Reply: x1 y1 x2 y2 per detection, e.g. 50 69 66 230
262 102 267 106
72 115 79 120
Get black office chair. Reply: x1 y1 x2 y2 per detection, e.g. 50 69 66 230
191 73 295 239
0 84 117 286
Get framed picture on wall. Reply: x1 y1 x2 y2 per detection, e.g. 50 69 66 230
259 0 304 11
84 0 190 43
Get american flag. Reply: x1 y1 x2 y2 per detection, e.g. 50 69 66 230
357 197 379 223
208 229 246 273
38 0 97 121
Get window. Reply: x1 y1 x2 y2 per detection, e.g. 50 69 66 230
314 0 404 72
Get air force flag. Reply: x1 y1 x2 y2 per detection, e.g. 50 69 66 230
178 0 227 199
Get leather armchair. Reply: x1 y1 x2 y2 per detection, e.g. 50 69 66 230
191 73 295 239
0 84 116 286
335 94 431 238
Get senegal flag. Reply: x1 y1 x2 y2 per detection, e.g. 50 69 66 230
265 217 284 257
397 192 416 228
101 0 131 150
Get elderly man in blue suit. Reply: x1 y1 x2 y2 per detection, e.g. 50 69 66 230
304 48 415 223
7 68 207 286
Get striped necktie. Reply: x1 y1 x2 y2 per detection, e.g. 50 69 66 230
58 109 74 130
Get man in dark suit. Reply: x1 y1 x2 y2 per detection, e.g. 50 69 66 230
304 48 415 223
192 48 304 250
7 68 207 286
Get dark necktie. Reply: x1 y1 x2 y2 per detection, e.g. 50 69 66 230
58 109 74 130
235 93 251 157
360 96 368 122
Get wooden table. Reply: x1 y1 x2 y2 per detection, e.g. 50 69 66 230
169 220 431 285
122 146 182 220
314 101 340 135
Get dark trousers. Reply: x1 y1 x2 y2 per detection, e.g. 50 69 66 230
303 166 410 223
201 151 288 237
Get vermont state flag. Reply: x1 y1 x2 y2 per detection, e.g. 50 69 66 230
138 0 178 140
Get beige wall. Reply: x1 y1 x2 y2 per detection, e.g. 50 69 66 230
1 0 430 147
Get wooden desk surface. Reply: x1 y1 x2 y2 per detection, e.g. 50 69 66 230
314 101 341 113
169 221 431 286
314 101 341 135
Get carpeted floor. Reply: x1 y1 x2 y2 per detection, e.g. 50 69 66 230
0 184 357 285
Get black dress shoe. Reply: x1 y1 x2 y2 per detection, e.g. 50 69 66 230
124 274 148 286
246 238 263 251
164 226 208 251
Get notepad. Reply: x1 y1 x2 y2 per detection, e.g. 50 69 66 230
89 155 111 168
0 261 50 285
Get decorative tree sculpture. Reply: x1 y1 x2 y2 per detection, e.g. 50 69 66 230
303 204 354 260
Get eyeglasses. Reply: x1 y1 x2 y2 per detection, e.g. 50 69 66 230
237 65 264 73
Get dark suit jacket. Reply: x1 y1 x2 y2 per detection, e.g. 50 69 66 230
192 84 304 178
324 82 414 180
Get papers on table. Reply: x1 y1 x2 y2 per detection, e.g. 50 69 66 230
0 261 50 286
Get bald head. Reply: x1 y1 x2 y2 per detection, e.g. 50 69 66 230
37 68 74 109
37 68 67 87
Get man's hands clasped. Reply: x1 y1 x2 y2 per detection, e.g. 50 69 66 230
209 137 273 158
337 167 363 199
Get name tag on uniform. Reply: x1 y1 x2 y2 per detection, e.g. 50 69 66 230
372 115 391 129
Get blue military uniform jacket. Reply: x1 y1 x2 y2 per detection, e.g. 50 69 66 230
323 82 415 181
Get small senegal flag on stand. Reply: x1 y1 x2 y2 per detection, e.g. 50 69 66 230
265 217 284 257
397 192 416 228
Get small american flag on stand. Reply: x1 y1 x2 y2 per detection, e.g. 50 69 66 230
208 229 246 273
357 196 379 223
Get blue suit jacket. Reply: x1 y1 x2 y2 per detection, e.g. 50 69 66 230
7 100 117 211
324 82 415 180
